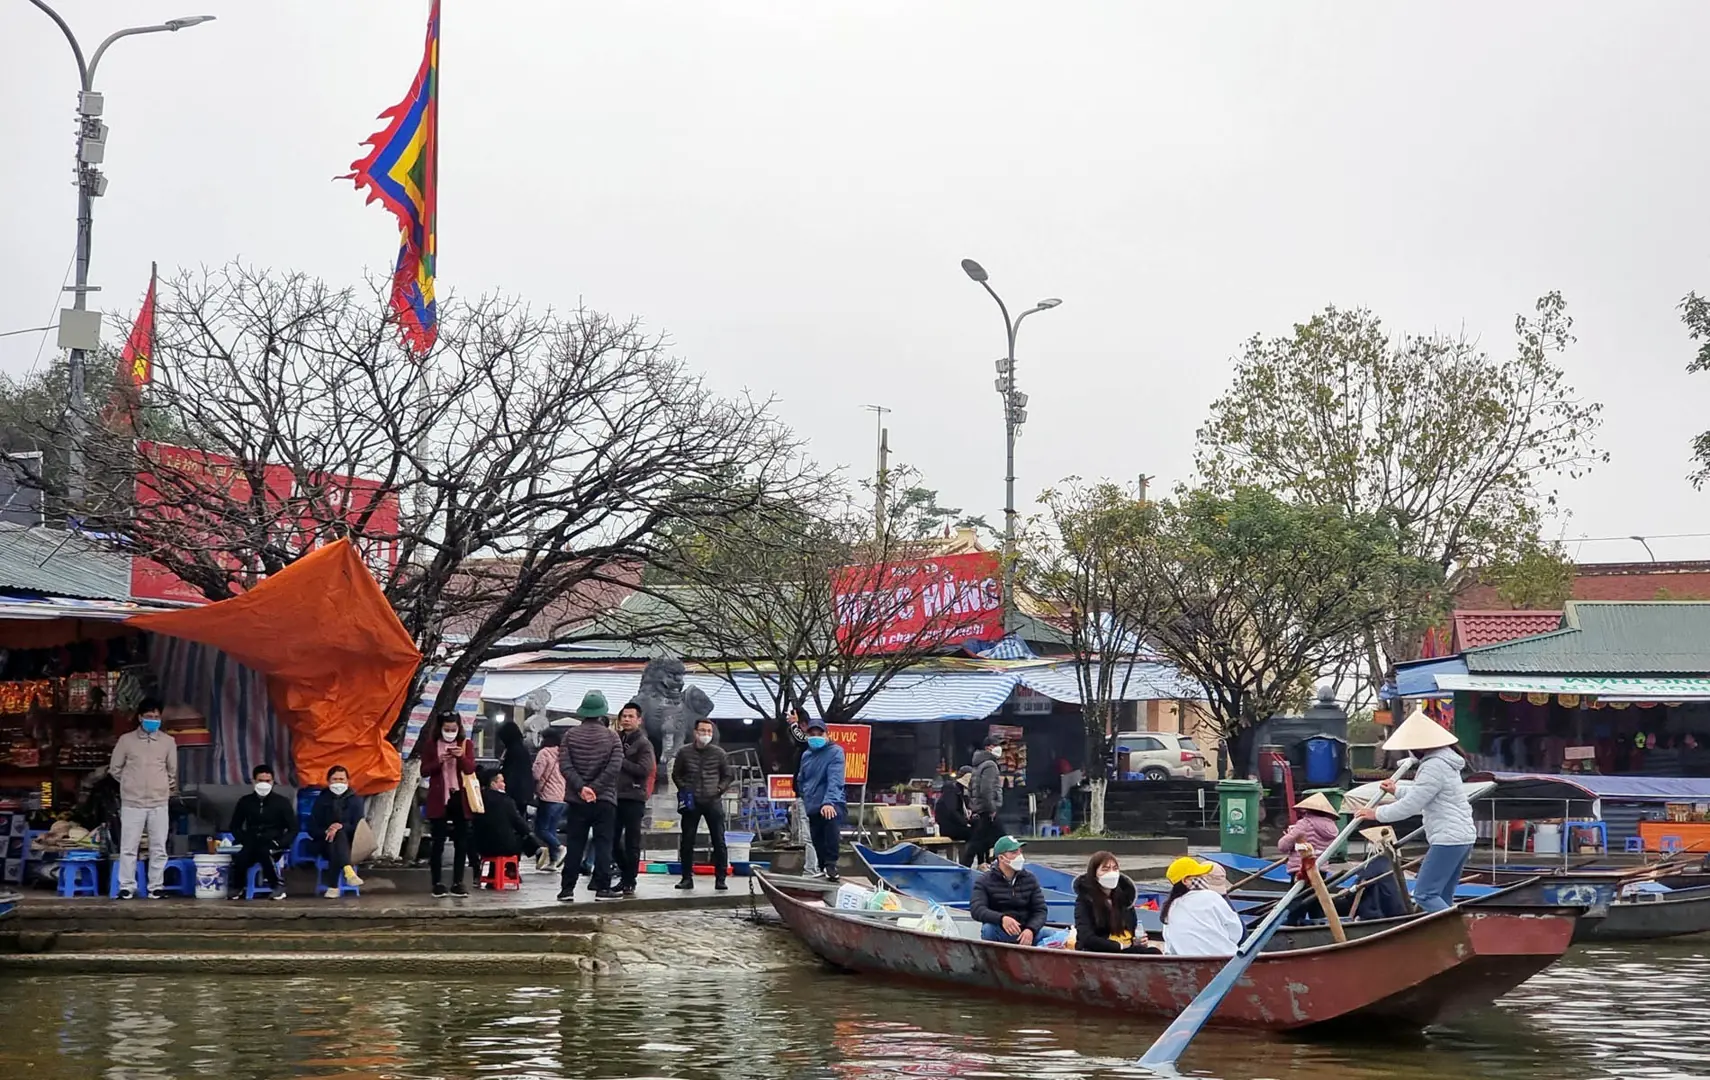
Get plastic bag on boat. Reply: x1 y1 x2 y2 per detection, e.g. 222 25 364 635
1037 928 1072 949
901 901 959 936
863 887 901 912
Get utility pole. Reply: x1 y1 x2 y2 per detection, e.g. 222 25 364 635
1137 474 1151 504
26 2 216 506
960 259 1061 633
866 404 891 541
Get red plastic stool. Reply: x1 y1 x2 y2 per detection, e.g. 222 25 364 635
478 854 522 891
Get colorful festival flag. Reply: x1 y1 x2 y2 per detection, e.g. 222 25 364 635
345 0 439 355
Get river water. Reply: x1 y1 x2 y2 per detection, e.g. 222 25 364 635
1 927 1706 1080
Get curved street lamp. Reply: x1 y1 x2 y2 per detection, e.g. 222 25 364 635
960 258 1062 632
25 1 216 504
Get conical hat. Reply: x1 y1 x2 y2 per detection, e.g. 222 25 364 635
1382 706 1459 752
1293 792 1338 816
1359 825 1397 847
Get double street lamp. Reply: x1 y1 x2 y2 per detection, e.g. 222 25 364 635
960 258 1061 634
25 1 215 504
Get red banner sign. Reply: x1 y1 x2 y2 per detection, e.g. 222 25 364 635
827 722 871 786
831 550 1002 654
130 442 402 604
767 774 796 801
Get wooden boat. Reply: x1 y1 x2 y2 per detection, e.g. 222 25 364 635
1576 883 1710 942
1205 849 1498 903
756 872 1579 1032
0 893 17 922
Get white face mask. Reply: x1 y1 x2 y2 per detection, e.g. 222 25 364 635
441 730 460 744
1097 870 1121 890
695 733 712 747
328 782 349 796
1009 853 1025 871
254 781 273 798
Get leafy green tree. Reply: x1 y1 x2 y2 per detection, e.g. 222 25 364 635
1195 294 1604 691
1679 290 1710 487
1481 539 1576 609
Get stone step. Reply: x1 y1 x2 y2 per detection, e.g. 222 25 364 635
0 950 612 975
2 927 602 956
5 909 614 934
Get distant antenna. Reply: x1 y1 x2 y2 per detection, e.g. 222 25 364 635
1137 473 1152 504
866 404 891 539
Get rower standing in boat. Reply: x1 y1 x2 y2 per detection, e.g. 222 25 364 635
1353 707 1475 913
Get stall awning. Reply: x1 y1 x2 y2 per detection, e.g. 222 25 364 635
1014 661 1201 704
479 670 564 705
1435 673 1710 699
1384 656 1468 700
1470 771 1710 805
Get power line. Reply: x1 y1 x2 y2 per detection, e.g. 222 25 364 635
0 325 58 339
1573 532 1710 543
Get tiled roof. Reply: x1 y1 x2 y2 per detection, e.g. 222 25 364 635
1451 609 1563 651
1463 601 1710 675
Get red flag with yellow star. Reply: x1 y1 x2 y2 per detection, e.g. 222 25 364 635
119 265 156 389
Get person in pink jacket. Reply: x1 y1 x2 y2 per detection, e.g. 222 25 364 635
531 728 568 872
1277 792 1342 877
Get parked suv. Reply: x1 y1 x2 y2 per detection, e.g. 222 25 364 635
1113 732 1210 780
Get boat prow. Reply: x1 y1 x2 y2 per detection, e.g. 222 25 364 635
755 871 1577 1033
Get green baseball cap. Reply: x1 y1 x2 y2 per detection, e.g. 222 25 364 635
992 835 1025 856
575 689 610 719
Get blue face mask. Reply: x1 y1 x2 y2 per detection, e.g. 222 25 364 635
140 718 162 734
807 735 829 750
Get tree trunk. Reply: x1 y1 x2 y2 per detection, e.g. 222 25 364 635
379 758 422 860
1087 776 1108 836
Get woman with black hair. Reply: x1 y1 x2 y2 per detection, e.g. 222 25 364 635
422 711 477 897
1072 850 1158 953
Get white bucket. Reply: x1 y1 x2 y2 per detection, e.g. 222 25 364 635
192 853 232 899
726 830 755 864
1533 823 1563 855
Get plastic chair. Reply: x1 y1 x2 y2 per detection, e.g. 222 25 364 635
1625 836 1646 854
1661 835 1686 854
1036 824 1063 838
315 857 361 897
244 855 289 900
478 854 523 892
158 857 198 896
110 857 148 898
1572 822 1608 853
57 855 100 898
288 831 319 868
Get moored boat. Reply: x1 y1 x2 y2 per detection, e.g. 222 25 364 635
0 893 17 922
756 872 1579 1032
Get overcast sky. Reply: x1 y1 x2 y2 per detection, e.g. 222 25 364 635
5 2 1709 561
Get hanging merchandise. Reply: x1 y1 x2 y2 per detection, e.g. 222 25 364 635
1499 692 1522 703
1526 692 1551 706
1558 694 1581 709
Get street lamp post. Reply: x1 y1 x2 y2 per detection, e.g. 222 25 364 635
960 258 1061 634
25 1 215 505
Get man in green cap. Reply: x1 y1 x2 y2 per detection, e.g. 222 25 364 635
969 835 1046 945
556 689 623 902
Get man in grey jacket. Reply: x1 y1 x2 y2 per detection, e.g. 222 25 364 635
108 699 176 899
962 731 1005 868
556 690 623 902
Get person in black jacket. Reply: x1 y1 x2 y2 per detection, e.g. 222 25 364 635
934 768 972 843
969 835 1047 945
496 719 535 812
963 732 1005 867
472 769 540 872
307 765 366 898
227 763 297 900
613 701 657 898
1073 850 1159 953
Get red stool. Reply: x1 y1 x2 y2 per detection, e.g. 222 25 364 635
478 854 522 891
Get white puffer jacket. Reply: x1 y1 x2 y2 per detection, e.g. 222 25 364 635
1375 748 1475 846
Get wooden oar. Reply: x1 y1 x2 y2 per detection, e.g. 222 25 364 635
1300 854 1345 942
1136 758 1417 1073
1225 854 1291 894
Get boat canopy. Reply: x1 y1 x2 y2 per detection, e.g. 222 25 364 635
1469 772 1710 806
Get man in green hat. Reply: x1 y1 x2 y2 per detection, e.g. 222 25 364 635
969 835 1046 945
556 689 623 902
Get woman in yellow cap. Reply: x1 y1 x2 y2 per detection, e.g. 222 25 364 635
1160 856 1243 956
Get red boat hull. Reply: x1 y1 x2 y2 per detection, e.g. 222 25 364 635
757 874 1576 1032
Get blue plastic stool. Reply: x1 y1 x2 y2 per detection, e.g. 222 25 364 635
315 857 361 897
1037 824 1063 837
289 831 319 868
110 857 148 897
245 855 289 899
1662 835 1686 854
159 857 198 896
57 854 100 898
1625 835 1646 854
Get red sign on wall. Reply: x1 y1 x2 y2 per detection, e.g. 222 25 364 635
130 441 402 603
827 722 871 786
831 551 1002 654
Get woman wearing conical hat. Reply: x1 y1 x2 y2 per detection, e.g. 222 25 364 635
1353 707 1476 913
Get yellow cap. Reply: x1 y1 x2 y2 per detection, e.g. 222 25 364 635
1165 856 1217 885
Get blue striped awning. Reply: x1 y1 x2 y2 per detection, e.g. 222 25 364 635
1014 661 1201 703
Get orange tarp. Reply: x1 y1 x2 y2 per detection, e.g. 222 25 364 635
128 539 421 795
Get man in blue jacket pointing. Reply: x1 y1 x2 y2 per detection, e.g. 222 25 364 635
794 717 847 882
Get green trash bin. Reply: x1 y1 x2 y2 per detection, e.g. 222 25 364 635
1217 779 1263 857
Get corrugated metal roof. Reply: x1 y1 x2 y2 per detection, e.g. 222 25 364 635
1464 601 1710 674
0 524 134 601
1451 609 1563 650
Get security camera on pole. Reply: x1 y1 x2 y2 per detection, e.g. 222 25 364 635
25 1 215 505
959 258 1061 634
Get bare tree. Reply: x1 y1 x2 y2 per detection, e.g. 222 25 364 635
646 479 1005 724
1019 478 1167 834
28 263 810 731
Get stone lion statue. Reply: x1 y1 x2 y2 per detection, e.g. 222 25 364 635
633 656 715 792
521 687 553 750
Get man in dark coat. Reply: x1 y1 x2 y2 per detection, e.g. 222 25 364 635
934 767 973 843
227 763 296 900
672 716 735 891
963 731 1005 867
969 836 1047 945
472 768 540 864
556 690 623 902
308 765 366 897
496 719 535 811
613 700 657 898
